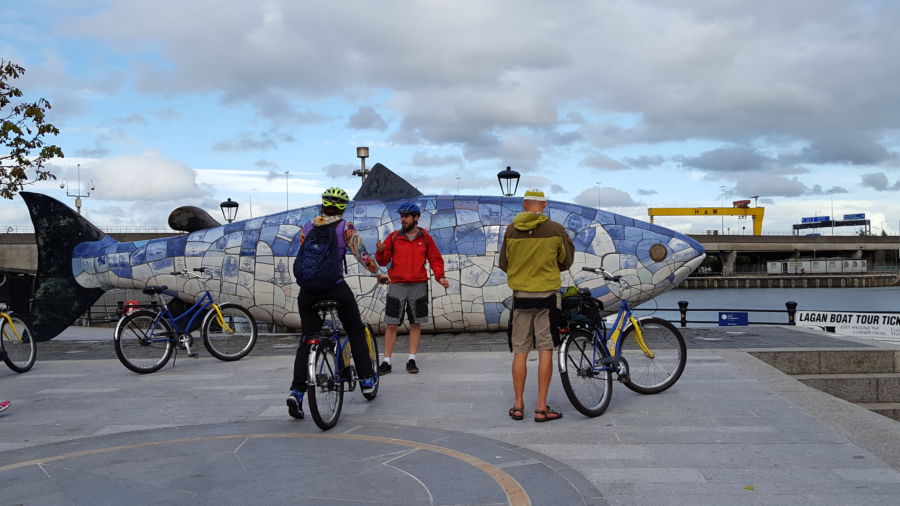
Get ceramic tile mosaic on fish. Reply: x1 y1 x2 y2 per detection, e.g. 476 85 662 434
54 194 705 335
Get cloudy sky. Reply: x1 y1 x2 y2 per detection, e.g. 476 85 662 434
2 0 900 235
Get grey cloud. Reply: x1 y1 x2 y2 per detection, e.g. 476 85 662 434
212 130 295 152
791 135 894 166
580 154 627 171
254 159 280 169
550 184 565 194
347 106 387 130
807 185 849 195
410 152 463 167
323 163 356 179
574 187 640 208
113 113 147 125
861 172 900 191
624 155 665 169
637 188 658 196
58 2 900 166
154 108 182 121
678 146 770 172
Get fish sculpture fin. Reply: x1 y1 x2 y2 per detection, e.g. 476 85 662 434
168 205 221 233
352 163 423 201
20 192 106 341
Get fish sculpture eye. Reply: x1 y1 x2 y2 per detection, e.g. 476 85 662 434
650 243 667 262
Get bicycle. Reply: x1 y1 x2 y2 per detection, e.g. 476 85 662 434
113 268 258 374
557 266 687 417
1 303 36 373
305 299 380 431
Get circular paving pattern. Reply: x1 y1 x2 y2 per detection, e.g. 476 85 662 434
0 421 606 505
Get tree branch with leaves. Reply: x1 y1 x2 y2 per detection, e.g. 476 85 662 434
1 60 64 199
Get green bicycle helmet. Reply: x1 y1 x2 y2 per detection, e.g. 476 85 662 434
322 187 350 202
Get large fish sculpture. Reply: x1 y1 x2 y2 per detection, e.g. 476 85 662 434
20 164 705 341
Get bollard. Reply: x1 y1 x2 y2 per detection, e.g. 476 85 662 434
678 300 689 327
785 301 798 325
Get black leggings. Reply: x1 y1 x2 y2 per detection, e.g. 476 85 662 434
291 282 374 391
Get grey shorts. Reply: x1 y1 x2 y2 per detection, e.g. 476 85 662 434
385 282 429 325
510 290 559 353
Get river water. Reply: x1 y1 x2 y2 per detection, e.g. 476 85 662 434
632 286 900 325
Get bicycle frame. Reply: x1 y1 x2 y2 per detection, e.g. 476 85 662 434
0 312 24 343
574 296 656 378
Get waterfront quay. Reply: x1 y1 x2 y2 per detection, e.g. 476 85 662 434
2 325 900 505
681 273 900 289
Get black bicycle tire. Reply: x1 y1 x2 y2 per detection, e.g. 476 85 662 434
307 342 344 430
362 324 379 401
558 328 613 417
1 315 36 373
620 317 687 394
202 303 258 361
114 310 174 374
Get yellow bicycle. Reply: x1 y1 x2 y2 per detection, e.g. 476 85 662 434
1 303 36 373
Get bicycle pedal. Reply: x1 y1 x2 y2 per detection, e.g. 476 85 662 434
188 352 199 358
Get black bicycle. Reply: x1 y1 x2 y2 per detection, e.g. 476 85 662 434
305 299 380 430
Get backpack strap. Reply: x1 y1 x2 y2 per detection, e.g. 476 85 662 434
335 219 348 274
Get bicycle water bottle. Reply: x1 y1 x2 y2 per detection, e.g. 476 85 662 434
342 340 352 369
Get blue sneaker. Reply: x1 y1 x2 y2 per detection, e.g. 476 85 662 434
360 376 378 394
286 389 304 419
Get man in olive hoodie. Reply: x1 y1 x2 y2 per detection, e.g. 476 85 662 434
499 188 575 423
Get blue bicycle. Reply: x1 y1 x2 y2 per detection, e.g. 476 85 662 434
558 266 687 417
305 299 379 430
113 268 258 374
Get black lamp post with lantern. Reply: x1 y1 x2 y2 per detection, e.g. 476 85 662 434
497 166 520 197
220 198 239 224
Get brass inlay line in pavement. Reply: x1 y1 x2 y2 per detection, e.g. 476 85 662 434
0 432 531 506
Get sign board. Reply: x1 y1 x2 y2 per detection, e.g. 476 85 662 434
843 213 865 220
718 312 748 326
795 311 900 342
800 216 829 223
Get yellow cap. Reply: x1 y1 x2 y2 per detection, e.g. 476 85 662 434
523 188 546 201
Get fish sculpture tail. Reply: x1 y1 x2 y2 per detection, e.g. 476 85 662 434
20 192 106 341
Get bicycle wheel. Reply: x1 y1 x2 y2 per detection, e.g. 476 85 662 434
202 303 258 361
558 328 612 417
307 339 344 430
114 310 175 374
362 324 379 401
1 315 36 373
620 317 686 394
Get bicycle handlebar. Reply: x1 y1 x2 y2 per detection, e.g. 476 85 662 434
581 266 622 283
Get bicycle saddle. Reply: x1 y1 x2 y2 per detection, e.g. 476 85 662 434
312 300 341 312
142 286 168 295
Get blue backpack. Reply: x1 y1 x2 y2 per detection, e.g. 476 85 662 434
293 220 347 293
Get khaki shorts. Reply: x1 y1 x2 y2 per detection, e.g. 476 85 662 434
509 290 559 353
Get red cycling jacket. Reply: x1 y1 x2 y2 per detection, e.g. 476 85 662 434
376 228 446 283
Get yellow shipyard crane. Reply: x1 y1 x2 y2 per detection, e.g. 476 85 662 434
648 199 765 235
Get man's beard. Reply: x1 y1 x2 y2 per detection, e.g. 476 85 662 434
401 219 418 232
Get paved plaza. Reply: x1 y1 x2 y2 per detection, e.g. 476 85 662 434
1 326 899 505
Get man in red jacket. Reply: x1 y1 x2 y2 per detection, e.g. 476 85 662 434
375 202 449 374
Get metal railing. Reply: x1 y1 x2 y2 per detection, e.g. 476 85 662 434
636 300 900 327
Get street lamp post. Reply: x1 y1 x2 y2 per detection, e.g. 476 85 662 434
596 181 602 209
284 171 289 211
829 190 835 236
59 163 95 215
220 198 239 223
353 146 370 183
496 166 520 196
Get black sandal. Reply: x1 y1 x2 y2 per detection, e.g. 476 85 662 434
508 406 524 420
534 406 562 423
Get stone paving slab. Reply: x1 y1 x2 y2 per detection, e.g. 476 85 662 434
2 326 900 505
